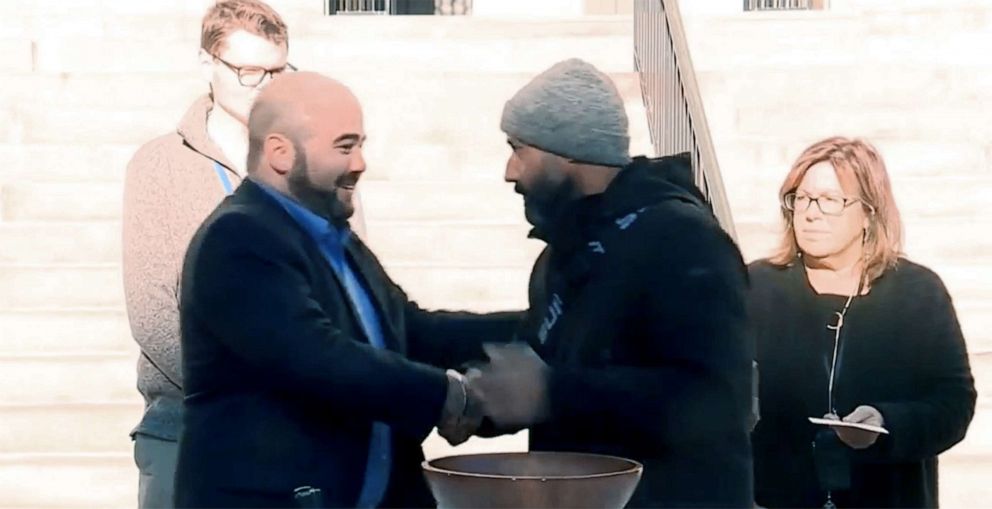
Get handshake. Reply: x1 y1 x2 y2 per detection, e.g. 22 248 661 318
436 342 551 446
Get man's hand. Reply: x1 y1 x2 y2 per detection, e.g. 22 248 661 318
437 369 482 446
828 405 885 449
467 342 550 433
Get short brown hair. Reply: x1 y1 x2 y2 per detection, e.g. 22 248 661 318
769 137 903 283
201 0 289 56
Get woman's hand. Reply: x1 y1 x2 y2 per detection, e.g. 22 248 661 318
826 405 885 449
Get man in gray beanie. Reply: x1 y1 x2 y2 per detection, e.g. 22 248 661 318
462 59 755 507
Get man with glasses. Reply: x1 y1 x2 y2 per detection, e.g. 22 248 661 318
123 2 364 507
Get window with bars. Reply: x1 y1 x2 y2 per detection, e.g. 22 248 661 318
744 0 827 11
325 0 472 15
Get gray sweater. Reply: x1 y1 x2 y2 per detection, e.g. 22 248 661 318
122 96 243 440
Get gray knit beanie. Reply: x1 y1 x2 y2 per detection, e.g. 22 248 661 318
500 58 631 167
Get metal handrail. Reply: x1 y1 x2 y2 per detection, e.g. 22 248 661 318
634 0 738 240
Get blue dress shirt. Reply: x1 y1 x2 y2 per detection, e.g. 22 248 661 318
254 179 391 508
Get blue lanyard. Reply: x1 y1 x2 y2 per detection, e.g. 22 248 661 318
212 161 233 195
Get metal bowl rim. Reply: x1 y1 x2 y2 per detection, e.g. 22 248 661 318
421 451 644 481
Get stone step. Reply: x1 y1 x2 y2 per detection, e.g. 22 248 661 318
939 450 992 508
0 309 131 354
731 104 991 144
352 72 645 150
0 353 137 405
0 182 123 221
295 34 633 75
712 138 990 183
0 222 121 265
0 263 524 315
945 398 992 456
26 18 634 75
0 266 123 309
0 39 32 73
0 74 201 112
361 179 524 222
0 143 135 184
0 11 200 40
386 266 530 311
970 352 992 406
697 65 992 115
913 263 992 304
832 0 992 14
367 222 541 269
903 221 992 266
2 75 645 153
687 16 991 72
0 453 136 509
0 402 141 455
959 303 992 355
0 7 634 40
9 107 192 146
0 0 213 18
295 15 635 41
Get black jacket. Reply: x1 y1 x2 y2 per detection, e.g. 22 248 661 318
749 259 976 508
519 156 755 507
174 179 519 508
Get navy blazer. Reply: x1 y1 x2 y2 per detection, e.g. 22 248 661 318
174 179 520 508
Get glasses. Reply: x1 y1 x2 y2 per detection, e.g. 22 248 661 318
213 55 297 87
782 192 875 216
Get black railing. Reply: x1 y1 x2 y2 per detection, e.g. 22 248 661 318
633 0 737 239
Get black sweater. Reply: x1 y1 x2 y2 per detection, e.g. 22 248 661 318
749 259 976 508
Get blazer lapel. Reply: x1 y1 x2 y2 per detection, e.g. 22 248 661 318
343 238 404 352
239 181 386 349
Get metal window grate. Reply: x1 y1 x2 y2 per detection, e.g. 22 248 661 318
326 0 471 15
328 0 391 15
744 0 823 11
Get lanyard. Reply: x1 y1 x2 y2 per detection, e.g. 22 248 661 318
825 276 865 416
212 161 234 195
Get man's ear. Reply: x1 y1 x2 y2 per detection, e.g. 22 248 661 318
198 48 215 85
264 133 296 176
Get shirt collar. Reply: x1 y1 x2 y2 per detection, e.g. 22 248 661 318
250 177 351 250
176 94 239 173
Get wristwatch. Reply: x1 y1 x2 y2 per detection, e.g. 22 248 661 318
445 369 469 418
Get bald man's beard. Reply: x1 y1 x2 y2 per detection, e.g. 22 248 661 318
286 145 355 228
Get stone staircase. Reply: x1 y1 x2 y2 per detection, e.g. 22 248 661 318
0 2 649 506
681 1 992 506
2 0 988 507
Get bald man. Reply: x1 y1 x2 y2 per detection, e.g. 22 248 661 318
174 72 520 508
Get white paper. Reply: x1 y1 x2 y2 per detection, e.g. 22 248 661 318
808 417 889 435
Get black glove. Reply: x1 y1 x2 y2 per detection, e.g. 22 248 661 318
466 342 550 433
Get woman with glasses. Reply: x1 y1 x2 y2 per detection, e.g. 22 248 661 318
749 137 976 508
